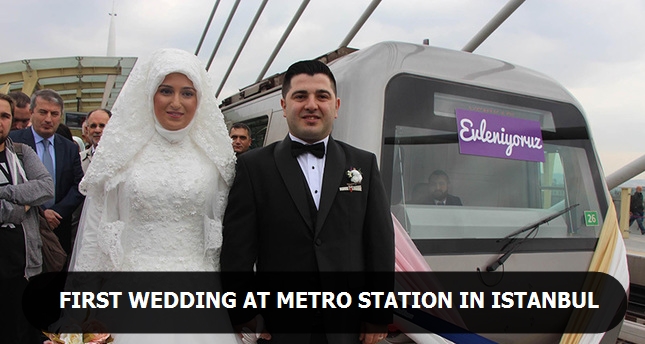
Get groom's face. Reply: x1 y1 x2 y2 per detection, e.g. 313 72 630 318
281 73 340 144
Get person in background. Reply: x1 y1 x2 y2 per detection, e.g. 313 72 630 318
56 123 73 142
229 122 252 156
0 93 54 344
8 91 31 130
80 108 111 173
630 186 645 234
81 119 90 149
421 170 462 206
74 108 112 245
9 89 85 255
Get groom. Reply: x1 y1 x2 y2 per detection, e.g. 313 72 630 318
221 60 394 344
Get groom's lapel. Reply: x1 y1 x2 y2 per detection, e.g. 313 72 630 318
275 136 315 231
315 137 345 236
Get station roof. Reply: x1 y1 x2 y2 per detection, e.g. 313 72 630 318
0 55 137 113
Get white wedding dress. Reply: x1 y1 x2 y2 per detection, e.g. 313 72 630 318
116 134 224 272
72 135 241 344
69 48 242 344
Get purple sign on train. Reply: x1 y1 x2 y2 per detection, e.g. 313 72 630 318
455 109 544 162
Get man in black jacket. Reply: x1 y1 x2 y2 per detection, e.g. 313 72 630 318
630 186 645 234
221 60 394 344
415 170 462 206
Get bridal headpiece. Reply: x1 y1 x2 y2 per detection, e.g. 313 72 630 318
79 49 235 196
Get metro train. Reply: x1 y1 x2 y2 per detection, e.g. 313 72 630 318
221 41 629 344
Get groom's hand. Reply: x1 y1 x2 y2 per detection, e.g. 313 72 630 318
359 322 388 344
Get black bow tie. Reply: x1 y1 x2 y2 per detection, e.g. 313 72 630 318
291 141 325 158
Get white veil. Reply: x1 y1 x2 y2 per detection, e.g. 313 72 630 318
70 49 236 271
80 48 235 196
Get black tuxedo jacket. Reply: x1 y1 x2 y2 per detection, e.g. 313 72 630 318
221 136 394 343
10 128 85 253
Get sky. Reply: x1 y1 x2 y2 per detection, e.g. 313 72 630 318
3 0 645 180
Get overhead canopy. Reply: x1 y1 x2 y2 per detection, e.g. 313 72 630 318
0 56 137 113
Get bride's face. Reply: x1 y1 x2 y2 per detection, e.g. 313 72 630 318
153 73 198 131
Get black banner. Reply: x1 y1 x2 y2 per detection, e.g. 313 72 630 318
20 271 626 334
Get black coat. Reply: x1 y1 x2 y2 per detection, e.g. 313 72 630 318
418 193 463 206
631 192 644 213
221 136 394 344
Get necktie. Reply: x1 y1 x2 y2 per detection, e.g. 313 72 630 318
291 141 325 159
42 139 55 208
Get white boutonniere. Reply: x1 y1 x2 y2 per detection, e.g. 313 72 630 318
340 168 363 192
346 168 363 184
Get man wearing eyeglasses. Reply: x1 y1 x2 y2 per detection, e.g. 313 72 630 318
80 108 111 173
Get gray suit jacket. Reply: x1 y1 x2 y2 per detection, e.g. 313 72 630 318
0 139 55 277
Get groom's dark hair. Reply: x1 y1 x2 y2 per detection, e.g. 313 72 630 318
282 60 337 98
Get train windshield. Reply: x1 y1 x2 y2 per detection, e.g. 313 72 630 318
382 74 606 254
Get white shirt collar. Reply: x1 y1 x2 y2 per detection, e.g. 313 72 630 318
31 127 54 146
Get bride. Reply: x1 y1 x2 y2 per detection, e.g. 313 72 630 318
69 48 240 344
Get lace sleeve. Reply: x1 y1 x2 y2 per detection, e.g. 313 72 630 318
69 185 124 271
204 169 230 271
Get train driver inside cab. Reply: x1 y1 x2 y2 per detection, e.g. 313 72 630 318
423 169 463 206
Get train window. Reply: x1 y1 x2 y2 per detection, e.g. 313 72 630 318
434 93 556 132
383 74 604 253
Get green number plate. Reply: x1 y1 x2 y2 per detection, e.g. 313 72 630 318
584 211 599 226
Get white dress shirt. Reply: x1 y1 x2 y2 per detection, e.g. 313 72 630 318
289 133 329 209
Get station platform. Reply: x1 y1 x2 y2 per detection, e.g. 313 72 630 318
624 225 645 286
621 227 645 344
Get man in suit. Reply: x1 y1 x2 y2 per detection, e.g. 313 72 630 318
80 108 111 173
0 93 54 344
629 186 645 234
229 122 252 156
9 89 85 255
221 60 394 344
418 170 462 206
